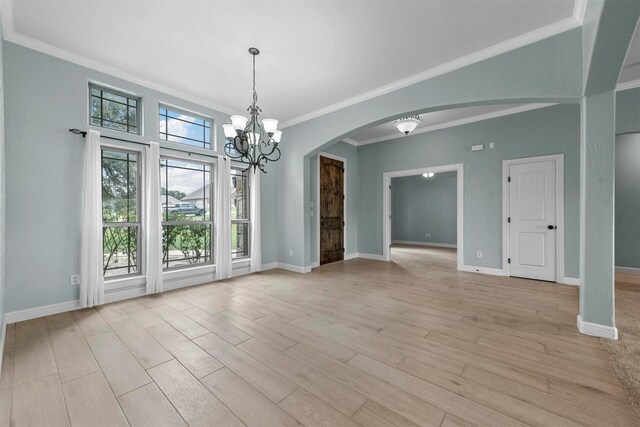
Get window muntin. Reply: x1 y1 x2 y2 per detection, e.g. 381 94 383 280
231 168 250 259
102 149 141 278
90 85 140 134
160 157 213 270
159 106 211 149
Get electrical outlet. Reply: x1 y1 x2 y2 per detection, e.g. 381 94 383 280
425 233 431 238
477 251 483 258
289 249 293 257
489 142 495 149
70 274 80 286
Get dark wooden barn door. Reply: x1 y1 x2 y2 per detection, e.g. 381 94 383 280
320 156 344 265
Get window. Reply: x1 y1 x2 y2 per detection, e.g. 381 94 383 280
161 157 213 269
90 84 140 134
102 149 141 278
159 106 211 149
231 167 250 259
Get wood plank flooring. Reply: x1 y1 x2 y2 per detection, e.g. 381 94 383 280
1 245 638 426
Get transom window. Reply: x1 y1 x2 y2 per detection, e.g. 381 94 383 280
102 149 141 278
90 84 141 134
231 167 250 259
159 106 212 149
160 157 213 270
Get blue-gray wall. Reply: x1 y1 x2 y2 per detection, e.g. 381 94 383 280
391 172 457 245
3 41 279 312
357 104 581 278
309 142 358 264
615 133 640 269
0 21 6 343
616 87 640 135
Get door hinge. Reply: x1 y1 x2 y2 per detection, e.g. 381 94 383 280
507 217 511 223
508 258 511 264
343 221 345 226
343 195 345 200
342 248 345 253
389 185 392 190
507 176 511 182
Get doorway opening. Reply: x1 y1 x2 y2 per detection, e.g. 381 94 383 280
383 164 464 270
318 153 346 265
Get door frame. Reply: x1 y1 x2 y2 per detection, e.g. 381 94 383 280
383 163 464 271
317 152 347 265
502 154 565 282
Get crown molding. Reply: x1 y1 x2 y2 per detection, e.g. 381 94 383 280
573 0 588 25
350 103 556 147
279 17 580 129
342 138 359 146
617 79 640 91
0 0 239 118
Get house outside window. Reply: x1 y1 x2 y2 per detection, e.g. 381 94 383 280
90 84 141 134
161 157 213 269
102 148 141 278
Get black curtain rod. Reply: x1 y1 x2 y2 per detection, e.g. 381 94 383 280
68 128 219 159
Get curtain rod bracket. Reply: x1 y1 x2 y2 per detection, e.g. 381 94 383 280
69 128 88 137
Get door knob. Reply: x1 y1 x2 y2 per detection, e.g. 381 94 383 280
547 225 557 230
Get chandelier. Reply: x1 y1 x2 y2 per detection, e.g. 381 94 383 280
394 115 420 135
223 47 282 173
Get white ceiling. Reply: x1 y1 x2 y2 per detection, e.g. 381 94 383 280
4 0 578 126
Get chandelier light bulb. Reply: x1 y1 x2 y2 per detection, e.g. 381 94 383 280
273 130 282 143
422 172 435 178
394 115 420 135
230 115 248 131
223 123 236 139
262 118 278 135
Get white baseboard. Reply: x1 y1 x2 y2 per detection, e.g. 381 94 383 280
0 322 5 380
275 263 312 274
310 261 320 268
261 262 278 271
392 240 457 248
459 265 507 276
344 253 358 260
354 253 386 261
616 266 640 275
577 314 618 340
561 277 580 286
5 299 81 324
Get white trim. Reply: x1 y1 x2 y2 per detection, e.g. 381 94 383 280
617 79 640 92
392 240 457 249
317 152 347 266
344 253 358 260
615 266 640 275
383 164 464 272
310 261 320 268
577 314 618 340
6 300 82 324
562 277 580 286
354 253 386 261
573 0 588 25
352 104 555 147
342 138 359 147
502 154 565 283
459 265 508 276
275 263 312 274
261 262 278 271
0 322 5 382
280 18 579 128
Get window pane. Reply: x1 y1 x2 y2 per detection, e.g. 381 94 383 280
231 168 248 221
103 226 138 277
163 224 212 269
89 84 140 135
160 158 211 221
102 150 138 222
231 222 249 259
159 106 211 149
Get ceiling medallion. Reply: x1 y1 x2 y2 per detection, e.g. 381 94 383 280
394 115 420 135
223 47 282 173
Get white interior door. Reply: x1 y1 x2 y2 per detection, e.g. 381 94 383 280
508 160 557 281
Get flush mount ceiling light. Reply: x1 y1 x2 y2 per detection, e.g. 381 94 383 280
394 115 420 135
422 172 435 178
223 47 281 173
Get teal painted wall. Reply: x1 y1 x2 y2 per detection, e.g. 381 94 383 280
3 42 279 312
616 88 640 134
391 172 457 245
357 104 581 278
309 142 358 263
615 133 640 269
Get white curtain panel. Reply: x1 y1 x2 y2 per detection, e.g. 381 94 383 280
145 142 163 294
80 130 104 307
249 169 262 272
215 156 232 279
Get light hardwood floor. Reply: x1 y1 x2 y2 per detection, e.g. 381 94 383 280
1 245 638 426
